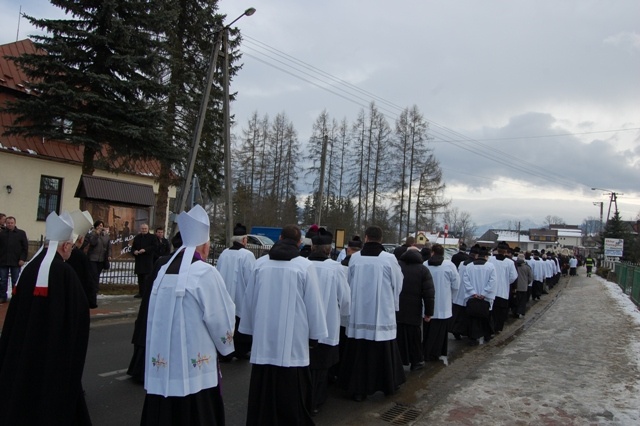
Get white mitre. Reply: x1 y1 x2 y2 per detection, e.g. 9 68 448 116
34 211 74 296
70 210 93 242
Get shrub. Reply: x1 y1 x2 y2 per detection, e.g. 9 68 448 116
596 266 611 279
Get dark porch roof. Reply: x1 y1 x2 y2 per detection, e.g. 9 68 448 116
75 175 156 207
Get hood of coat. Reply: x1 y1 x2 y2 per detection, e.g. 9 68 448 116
399 248 423 264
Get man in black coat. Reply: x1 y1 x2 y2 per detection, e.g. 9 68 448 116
0 211 91 425
396 247 435 371
393 236 416 260
131 223 158 298
153 227 170 263
451 243 469 268
0 216 28 303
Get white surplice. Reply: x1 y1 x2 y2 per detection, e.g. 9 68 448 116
145 259 236 397
216 246 255 318
310 258 351 346
346 250 404 341
239 256 328 367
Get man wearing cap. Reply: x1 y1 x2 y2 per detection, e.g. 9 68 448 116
338 226 406 401
307 228 350 415
0 211 92 425
339 236 362 266
451 243 469 268
529 250 546 300
423 243 458 365
488 242 518 333
240 224 328 425
216 222 256 361
450 245 479 340
462 246 497 346
142 205 236 425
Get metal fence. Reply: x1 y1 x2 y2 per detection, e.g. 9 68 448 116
612 262 640 306
26 240 273 286
97 244 270 286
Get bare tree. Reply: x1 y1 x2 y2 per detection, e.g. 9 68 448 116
544 215 566 228
581 216 601 236
390 106 429 242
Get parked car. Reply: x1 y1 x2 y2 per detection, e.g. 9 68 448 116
382 243 398 253
247 234 275 246
246 234 275 258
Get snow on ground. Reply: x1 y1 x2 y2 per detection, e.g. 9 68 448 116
597 275 640 371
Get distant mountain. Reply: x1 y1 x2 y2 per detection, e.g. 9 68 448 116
474 219 542 238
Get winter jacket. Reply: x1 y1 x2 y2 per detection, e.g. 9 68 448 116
396 249 435 326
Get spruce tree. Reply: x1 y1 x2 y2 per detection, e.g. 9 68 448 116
600 210 632 261
2 0 173 175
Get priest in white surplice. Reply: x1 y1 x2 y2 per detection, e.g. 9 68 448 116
216 222 255 360
462 246 497 346
487 241 518 333
142 205 236 426
307 228 350 415
338 226 406 401
239 224 328 426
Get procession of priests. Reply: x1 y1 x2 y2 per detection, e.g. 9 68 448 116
2 202 571 425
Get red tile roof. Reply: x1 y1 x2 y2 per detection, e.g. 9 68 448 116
0 39 162 177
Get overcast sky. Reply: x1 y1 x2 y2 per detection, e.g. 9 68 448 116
2 1 639 227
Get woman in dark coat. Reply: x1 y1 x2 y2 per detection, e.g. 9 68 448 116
396 247 435 371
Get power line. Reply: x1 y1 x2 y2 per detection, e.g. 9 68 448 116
238 34 630 192
428 127 640 143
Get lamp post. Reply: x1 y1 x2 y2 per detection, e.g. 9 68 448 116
223 7 255 246
172 8 255 241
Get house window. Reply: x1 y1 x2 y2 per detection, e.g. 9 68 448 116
37 176 62 221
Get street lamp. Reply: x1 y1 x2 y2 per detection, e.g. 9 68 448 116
223 8 255 246
173 8 256 241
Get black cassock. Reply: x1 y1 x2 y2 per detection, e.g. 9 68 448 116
0 250 91 425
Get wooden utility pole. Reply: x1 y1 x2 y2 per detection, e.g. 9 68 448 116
315 134 328 226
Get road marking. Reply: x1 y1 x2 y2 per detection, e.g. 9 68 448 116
99 368 129 377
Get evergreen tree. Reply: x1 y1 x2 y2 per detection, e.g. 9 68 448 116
414 154 450 232
3 0 173 177
600 210 633 261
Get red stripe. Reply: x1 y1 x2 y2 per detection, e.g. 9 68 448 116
33 287 48 297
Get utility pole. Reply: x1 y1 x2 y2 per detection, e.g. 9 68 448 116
171 34 223 239
591 187 623 223
315 133 328 226
593 201 603 234
223 28 233 246
170 8 256 241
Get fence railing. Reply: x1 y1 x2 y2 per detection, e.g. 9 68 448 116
613 263 640 306
26 240 271 286
97 244 270 286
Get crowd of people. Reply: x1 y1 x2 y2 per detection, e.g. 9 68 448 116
0 207 592 425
